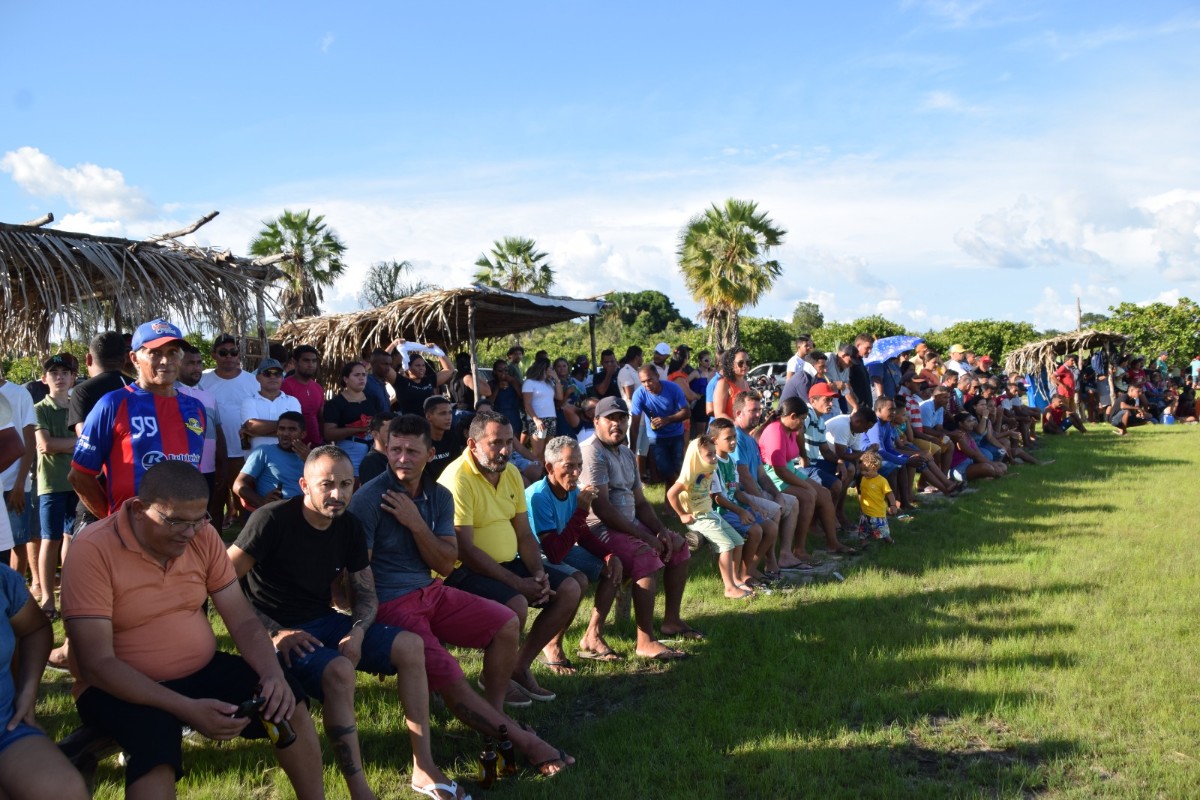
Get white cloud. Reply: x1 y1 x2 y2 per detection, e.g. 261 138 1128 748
1028 287 1080 331
902 0 993 29
320 33 335 53
1028 16 1200 61
954 194 1108 269
1139 193 1200 281
0 146 155 221
920 90 988 115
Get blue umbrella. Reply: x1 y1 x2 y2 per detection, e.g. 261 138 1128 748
863 335 924 365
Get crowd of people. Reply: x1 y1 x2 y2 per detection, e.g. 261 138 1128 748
0 320 1189 799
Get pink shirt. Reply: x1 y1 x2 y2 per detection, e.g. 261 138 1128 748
757 420 800 470
281 376 325 445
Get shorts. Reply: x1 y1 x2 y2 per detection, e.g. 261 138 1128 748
591 523 690 582
720 507 763 536
75 651 308 787
857 514 892 541
687 511 744 554
743 492 788 523
633 415 650 457
560 545 604 583
444 557 576 608
7 490 39 546
524 416 556 441
37 490 77 541
510 451 534 471
376 580 517 691
979 443 1002 461
284 612 405 702
879 461 900 478
947 464 968 483
800 464 837 488
0 721 42 754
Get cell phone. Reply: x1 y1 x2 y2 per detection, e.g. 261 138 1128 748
233 696 266 718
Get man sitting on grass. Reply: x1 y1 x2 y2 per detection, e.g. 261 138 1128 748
1042 394 1087 435
1109 384 1152 435
229 445 462 800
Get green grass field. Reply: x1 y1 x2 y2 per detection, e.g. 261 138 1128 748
37 424 1200 798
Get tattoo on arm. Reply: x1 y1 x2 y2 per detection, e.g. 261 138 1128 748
348 569 378 630
253 607 283 638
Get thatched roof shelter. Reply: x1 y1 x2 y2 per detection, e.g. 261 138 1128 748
276 285 608 377
0 215 279 353
1004 329 1127 397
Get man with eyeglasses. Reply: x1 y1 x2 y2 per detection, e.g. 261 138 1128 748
70 319 207 521
200 335 259 525
240 359 302 454
61 460 326 799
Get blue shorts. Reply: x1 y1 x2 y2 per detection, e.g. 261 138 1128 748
800 465 837 488
285 613 404 703
0 721 42 754
979 443 1002 461
879 461 901 477
511 451 533 470
559 545 604 583
8 490 39 546
720 507 763 536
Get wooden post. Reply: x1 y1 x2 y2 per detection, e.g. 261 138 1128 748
588 315 598 371
256 290 268 363
467 300 480 409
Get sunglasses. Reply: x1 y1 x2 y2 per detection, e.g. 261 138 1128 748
734 360 749 366
261 370 283 378
216 349 239 357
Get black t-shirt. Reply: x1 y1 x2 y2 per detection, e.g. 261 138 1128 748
325 394 374 436
68 370 133 429
23 380 49 405
233 497 369 627
394 374 437 416
359 449 389 484
847 359 871 408
427 429 463 480
591 368 621 399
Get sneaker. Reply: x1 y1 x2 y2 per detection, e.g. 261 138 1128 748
510 677 556 703
476 678 532 708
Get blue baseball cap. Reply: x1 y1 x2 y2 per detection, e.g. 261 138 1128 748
131 318 186 351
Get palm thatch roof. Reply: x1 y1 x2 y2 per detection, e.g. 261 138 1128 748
276 285 607 374
1004 329 1127 397
0 219 278 353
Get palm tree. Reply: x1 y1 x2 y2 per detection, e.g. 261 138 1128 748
473 236 554 294
677 198 786 351
358 260 433 308
249 209 348 322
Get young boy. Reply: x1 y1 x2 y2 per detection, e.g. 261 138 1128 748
667 436 753 599
709 418 777 581
856 450 899 544
32 353 78 618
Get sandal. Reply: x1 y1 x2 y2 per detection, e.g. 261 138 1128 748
411 780 470 800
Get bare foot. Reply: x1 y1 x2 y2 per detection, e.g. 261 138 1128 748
634 639 679 659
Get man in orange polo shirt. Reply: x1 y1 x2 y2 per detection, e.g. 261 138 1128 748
60 461 326 799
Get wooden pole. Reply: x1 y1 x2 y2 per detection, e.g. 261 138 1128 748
467 300 480 411
142 211 219 243
256 291 268 364
20 213 53 228
589 315 598 371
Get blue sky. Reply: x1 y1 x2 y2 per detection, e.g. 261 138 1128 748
3 1 1199 333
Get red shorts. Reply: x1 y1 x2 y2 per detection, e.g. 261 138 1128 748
376 580 517 691
593 523 690 582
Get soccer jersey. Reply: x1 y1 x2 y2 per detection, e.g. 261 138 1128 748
72 385 207 514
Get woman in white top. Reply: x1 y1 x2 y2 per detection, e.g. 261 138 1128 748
521 357 562 462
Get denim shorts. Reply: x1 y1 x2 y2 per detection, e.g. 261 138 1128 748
38 490 77 541
7 490 39 546
284 613 404 702
445 557 576 608
559 545 604 583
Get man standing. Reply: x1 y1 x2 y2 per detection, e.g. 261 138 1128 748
0 364 37 586
282 345 326 447
591 349 621 400
200 334 259 525
785 334 817 382
826 345 856 413
506 345 526 381
177 343 226 510
347 414 574 776
364 349 394 417
229 446 460 800
61 461 325 799
70 319 206 520
627 365 690 486
1053 354 1080 414
241 358 302 453
945 344 971 375
438 411 583 704
581 397 697 659
649 342 671 379
846 335 874 415
423 396 461 481
235 412 310 509
868 354 903 402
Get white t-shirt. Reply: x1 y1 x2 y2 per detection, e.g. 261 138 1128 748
240 392 302 451
522 379 556 420
617 364 641 401
946 359 970 375
0 415 14 549
786 355 818 378
824 414 863 453
0 381 35 492
199 369 260 457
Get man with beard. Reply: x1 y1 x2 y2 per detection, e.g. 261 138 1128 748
580 397 697 659
282 345 326 447
234 412 311 508
348 414 574 776
229 446 462 800
199 334 259 526
177 343 226 510
438 411 583 704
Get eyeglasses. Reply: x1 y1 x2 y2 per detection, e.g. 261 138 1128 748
147 507 212 533
734 360 749 367
216 349 239 357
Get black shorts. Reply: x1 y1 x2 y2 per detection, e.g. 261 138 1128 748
444 557 576 609
75 651 308 788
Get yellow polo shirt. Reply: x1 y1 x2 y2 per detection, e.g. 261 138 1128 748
438 451 526 564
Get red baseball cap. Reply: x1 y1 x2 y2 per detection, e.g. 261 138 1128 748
808 382 838 398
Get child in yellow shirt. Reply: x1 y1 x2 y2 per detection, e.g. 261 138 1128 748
856 450 900 543
667 436 753 599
